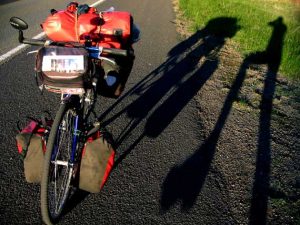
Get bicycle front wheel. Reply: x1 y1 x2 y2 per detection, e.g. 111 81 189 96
41 103 80 225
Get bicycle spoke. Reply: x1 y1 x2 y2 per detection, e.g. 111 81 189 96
46 108 78 219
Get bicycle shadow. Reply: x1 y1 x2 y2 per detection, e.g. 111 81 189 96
100 17 240 168
60 189 89 219
160 39 248 212
0 0 20 6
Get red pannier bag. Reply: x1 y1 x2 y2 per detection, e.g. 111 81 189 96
41 4 132 49
16 119 52 183
98 11 132 49
79 131 115 193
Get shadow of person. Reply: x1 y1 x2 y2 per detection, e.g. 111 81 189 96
100 17 240 168
160 16 286 217
249 17 287 225
144 17 240 138
159 45 247 212
160 50 250 211
247 17 286 73
131 18 241 212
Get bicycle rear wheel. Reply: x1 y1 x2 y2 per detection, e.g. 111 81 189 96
41 103 80 225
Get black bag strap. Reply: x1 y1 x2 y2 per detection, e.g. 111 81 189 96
17 113 52 159
16 118 39 159
16 112 52 136
35 72 45 95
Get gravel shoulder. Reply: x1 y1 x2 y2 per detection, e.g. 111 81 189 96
173 1 300 224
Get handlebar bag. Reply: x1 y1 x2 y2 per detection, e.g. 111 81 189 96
79 131 115 193
36 46 89 94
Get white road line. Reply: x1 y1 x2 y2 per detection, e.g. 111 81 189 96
0 32 45 64
0 0 106 65
90 0 106 7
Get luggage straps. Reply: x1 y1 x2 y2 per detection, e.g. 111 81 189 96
16 115 52 159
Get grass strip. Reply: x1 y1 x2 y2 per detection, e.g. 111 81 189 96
179 0 300 79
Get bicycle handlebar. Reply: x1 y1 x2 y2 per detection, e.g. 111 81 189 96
22 38 46 46
101 47 129 57
21 37 131 57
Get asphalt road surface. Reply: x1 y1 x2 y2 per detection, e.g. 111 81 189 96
0 0 99 55
0 0 234 224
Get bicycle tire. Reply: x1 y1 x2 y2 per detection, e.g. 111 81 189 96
41 103 79 225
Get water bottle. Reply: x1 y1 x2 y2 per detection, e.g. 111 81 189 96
105 7 115 12
105 71 118 86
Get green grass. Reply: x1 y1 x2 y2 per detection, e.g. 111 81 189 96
179 0 300 79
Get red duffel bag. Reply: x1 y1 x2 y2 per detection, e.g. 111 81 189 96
41 2 132 49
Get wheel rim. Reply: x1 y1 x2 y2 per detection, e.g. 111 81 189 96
47 109 76 219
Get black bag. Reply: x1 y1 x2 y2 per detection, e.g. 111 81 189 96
97 54 134 98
